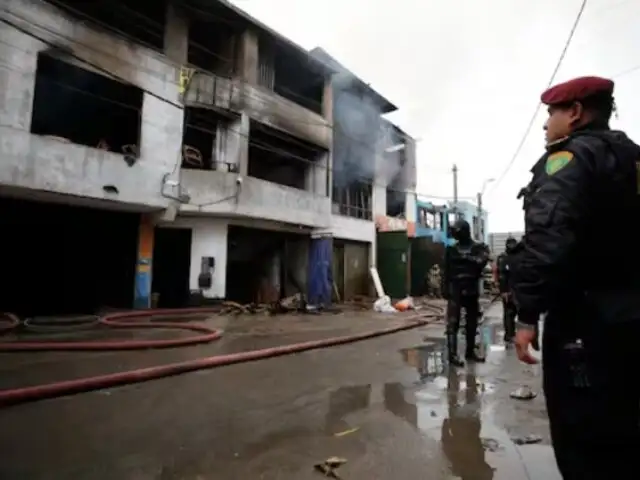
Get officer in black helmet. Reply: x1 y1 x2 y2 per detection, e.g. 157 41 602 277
496 236 518 345
442 218 490 366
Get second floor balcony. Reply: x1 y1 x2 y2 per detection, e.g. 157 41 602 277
182 71 331 149
180 169 331 228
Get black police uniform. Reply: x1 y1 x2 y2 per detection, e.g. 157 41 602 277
442 220 489 366
496 238 517 343
511 123 640 478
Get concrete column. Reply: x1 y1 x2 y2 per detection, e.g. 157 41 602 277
405 137 418 190
189 220 228 298
372 183 387 218
305 152 330 196
223 113 250 175
0 28 38 130
140 92 184 182
322 78 333 121
133 214 155 308
164 2 189 63
236 29 259 85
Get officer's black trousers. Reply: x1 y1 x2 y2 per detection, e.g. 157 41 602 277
445 294 479 354
543 315 640 479
501 296 517 341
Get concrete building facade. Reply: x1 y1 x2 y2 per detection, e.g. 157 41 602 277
0 0 416 311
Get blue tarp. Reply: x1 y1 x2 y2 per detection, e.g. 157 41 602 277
307 237 332 306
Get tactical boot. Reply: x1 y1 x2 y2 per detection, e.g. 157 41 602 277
465 328 485 363
447 334 464 367
465 349 486 363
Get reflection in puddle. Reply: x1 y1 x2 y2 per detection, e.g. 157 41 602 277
400 341 446 382
400 324 504 382
441 370 495 479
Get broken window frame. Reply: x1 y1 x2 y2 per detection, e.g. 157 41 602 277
333 181 373 220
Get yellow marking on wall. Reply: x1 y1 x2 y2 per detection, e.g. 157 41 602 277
179 67 195 95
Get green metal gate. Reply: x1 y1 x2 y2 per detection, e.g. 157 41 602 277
376 232 409 299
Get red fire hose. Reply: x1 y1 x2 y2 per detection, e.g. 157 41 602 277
0 309 435 407
0 308 224 351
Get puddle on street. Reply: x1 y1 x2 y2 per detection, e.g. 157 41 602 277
219 321 557 479
388 321 552 478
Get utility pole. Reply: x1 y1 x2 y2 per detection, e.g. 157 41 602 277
476 191 483 241
452 164 458 211
477 178 495 242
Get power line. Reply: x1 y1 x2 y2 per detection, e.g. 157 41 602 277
488 0 588 195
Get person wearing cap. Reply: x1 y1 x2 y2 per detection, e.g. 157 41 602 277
509 76 640 477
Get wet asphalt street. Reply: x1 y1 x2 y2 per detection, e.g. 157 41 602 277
0 304 561 479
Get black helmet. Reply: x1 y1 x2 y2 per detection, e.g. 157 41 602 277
450 219 471 241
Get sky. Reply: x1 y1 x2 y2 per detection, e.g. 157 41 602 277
230 0 640 231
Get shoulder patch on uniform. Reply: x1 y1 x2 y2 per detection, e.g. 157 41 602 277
545 151 574 175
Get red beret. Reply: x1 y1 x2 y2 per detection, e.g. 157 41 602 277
540 76 614 106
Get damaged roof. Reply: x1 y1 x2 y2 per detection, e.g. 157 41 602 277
181 0 336 76
381 117 413 141
309 47 397 114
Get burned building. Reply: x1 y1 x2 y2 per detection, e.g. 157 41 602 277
309 48 418 300
0 0 418 312
0 0 336 312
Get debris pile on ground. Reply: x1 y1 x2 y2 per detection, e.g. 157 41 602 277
511 434 543 445
373 295 398 313
509 385 537 400
314 457 347 479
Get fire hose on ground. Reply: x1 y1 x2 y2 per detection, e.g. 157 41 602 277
0 306 443 407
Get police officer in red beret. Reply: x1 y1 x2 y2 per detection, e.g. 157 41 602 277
510 76 640 478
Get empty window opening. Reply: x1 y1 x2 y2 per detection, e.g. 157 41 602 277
181 107 234 170
31 54 143 155
260 38 325 114
418 207 445 232
447 211 463 230
386 187 406 217
187 17 237 75
47 0 166 52
383 125 409 217
248 121 325 190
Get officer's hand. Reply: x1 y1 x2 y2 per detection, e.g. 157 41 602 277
515 328 540 365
